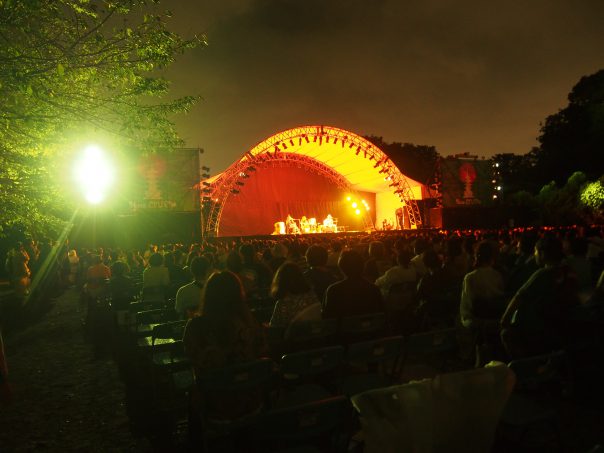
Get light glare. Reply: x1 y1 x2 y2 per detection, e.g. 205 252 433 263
73 145 115 204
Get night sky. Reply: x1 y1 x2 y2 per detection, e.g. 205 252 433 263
162 0 604 172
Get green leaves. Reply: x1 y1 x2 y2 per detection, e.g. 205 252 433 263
0 0 203 236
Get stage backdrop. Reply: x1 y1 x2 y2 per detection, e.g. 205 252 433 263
440 158 494 207
218 166 375 236
121 148 201 212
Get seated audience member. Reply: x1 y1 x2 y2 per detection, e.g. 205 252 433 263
363 241 393 283
416 249 458 326
460 241 506 328
410 238 430 278
326 240 343 269
143 252 170 289
507 231 539 294
270 262 321 329
109 261 136 310
239 243 272 299
565 236 593 298
268 242 288 274
375 249 417 298
303 244 338 302
183 271 266 420
323 250 385 319
501 235 579 359
175 256 211 319
85 254 111 299
442 236 470 283
142 252 170 302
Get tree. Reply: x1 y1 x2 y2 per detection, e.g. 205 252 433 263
0 0 203 236
364 136 439 184
534 69 604 186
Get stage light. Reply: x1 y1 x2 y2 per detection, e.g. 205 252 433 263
72 145 115 204
247 166 256 172
202 181 211 186
373 161 380 168
289 139 294 146
356 147 361 155
236 181 245 186
346 196 351 201
352 202 358 208
355 209 361 215
202 172 210 178
304 135 310 143
349 142 354 149
202 188 211 193
497 186 502 191
202 166 210 172
282 142 288 149
231 189 240 194
313 136 318 143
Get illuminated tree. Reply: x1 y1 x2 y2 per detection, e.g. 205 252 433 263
0 0 203 235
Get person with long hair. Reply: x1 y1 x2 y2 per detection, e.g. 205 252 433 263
183 271 266 420
269 262 321 329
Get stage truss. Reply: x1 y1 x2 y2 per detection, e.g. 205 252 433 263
202 125 422 237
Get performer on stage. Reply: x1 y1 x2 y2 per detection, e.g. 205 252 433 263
286 214 300 234
395 207 404 230
300 216 310 234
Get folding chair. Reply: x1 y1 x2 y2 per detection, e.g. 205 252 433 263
278 345 345 407
398 327 459 380
339 312 387 344
341 335 404 397
283 318 339 353
246 396 354 453
499 350 572 450
194 358 277 451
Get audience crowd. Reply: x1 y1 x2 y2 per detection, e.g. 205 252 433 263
4 225 604 448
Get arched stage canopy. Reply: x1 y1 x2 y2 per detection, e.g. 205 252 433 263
201 125 427 237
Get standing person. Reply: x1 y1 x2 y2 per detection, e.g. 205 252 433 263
175 256 210 319
85 255 111 299
7 243 31 297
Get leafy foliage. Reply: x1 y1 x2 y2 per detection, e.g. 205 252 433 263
534 69 604 186
0 0 203 236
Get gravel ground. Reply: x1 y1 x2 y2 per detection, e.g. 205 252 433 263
0 289 150 452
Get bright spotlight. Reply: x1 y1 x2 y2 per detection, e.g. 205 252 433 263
355 209 361 215
73 145 115 205
352 202 358 209
346 196 351 201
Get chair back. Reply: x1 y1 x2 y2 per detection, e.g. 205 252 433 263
196 357 275 393
285 318 338 342
280 345 344 380
340 312 386 335
247 395 353 453
346 335 404 365
405 327 458 355
508 349 570 391
152 320 187 344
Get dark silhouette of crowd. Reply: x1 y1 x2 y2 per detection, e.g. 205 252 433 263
3 225 604 450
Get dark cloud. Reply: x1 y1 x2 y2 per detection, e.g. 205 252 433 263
164 0 604 172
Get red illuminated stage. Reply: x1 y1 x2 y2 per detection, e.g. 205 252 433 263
200 126 430 237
